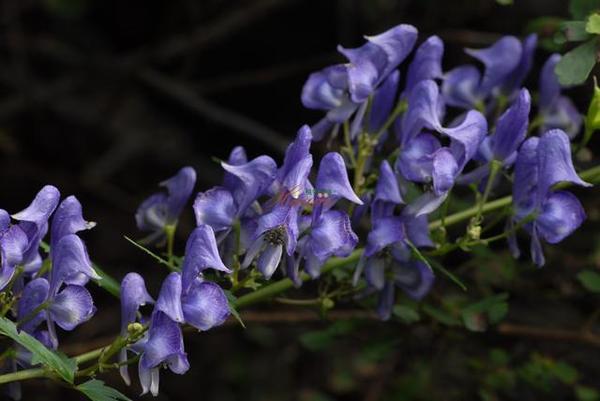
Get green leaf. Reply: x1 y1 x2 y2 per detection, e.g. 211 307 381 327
577 270 600 292
570 0 600 19
422 304 461 326
551 361 579 384
461 293 509 332
587 13 600 33
576 385 600 401
555 39 598 85
224 291 245 328
584 77 600 147
392 305 421 324
76 379 131 401
0 317 76 383
560 21 592 42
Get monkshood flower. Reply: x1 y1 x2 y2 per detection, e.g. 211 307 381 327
180 225 231 292
510 129 592 266
119 272 154 386
194 148 276 235
43 234 99 347
11 185 60 273
50 196 96 253
301 24 418 140
137 311 189 396
458 88 531 185
442 35 535 110
396 80 487 215
538 54 582 138
0 210 28 291
136 167 196 243
354 215 434 320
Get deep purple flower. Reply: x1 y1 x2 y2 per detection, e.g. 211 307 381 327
0 210 29 291
538 54 582 138
119 272 154 386
11 185 60 273
442 36 523 109
50 196 96 252
137 311 189 396
136 167 196 242
405 35 444 94
511 129 591 266
302 24 418 140
181 225 231 292
181 280 230 331
354 216 435 320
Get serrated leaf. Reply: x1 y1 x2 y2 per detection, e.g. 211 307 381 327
555 39 598 85
577 270 600 292
76 379 131 401
392 305 420 324
571 0 600 19
0 317 76 383
587 13 600 33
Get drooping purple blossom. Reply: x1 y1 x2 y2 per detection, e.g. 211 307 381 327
136 167 197 242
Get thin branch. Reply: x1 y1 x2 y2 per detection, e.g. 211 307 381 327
497 323 600 348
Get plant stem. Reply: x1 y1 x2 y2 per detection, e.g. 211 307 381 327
1 164 598 385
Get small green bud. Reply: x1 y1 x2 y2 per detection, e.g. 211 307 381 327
321 298 335 311
467 223 482 242
583 76 600 147
127 322 144 338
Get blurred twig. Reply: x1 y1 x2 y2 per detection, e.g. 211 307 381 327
497 322 600 348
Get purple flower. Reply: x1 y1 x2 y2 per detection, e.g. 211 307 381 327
301 24 418 140
136 167 196 242
538 54 582 138
181 280 230 331
50 196 96 252
119 272 154 386
511 129 591 266
405 35 444 94
11 185 60 273
0 210 29 291
442 36 523 109
137 311 189 396
354 216 435 320
181 225 231 292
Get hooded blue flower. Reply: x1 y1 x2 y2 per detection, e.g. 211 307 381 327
354 215 435 320
0 210 29 291
137 311 189 397
511 129 591 266
442 36 524 109
119 272 154 386
181 225 231 292
50 196 96 252
302 24 418 140
538 54 582 138
11 185 60 273
136 167 196 242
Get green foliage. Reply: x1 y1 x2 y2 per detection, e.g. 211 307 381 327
76 379 131 401
576 385 600 401
392 304 421 324
570 0 600 20
299 320 359 351
586 13 600 33
577 270 600 292
0 317 76 383
461 293 509 332
584 78 600 147
224 291 246 328
555 39 598 85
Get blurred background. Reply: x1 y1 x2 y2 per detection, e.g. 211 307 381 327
0 0 599 400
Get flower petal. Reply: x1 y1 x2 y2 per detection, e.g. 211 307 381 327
181 225 231 292
375 160 403 204
155 272 185 323
181 281 230 331
193 188 236 232
432 148 459 196
365 257 386 290
316 152 362 205
365 216 405 257
393 261 435 300
309 210 358 262
49 285 96 330
120 272 154 333
405 35 444 92
442 65 481 109
160 167 197 224
503 34 537 93
539 54 562 111
492 88 531 161
536 190 586 244
223 155 278 213
395 133 440 183
17 278 49 333
377 281 395 321
50 234 99 294
368 70 400 133
257 243 283 279
50 196 95 251
12 185 60 228
141 312 188 372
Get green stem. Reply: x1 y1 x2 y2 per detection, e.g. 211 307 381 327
374 100 406 140
2 164 598 385
475 160 502 223
165 224 176 262
343 121 357 168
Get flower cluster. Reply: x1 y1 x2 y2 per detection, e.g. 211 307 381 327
0 22 594 399
0 186 98 397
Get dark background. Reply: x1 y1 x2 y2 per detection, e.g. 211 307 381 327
0 0 599 400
